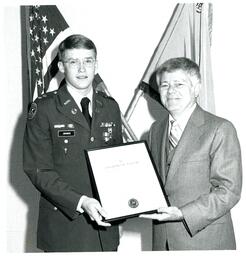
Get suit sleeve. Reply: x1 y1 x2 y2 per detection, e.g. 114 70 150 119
23 101 81 220
181 120 242 236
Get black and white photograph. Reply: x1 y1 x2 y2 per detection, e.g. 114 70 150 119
1 0 246 255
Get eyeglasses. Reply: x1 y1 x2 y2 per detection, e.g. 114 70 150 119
63 57 96 68
159 82 188 91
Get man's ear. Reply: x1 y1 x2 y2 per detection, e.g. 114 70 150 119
194 81 201 98
58 61 65 74
94 60 98 74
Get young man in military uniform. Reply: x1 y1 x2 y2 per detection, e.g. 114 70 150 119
23 34 123 252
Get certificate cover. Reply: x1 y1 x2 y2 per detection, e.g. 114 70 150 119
85 141 169 222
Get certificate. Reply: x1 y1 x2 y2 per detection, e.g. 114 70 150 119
85 141 169 222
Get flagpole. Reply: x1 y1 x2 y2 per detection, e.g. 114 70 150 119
124 83 146 122
24 6 33 104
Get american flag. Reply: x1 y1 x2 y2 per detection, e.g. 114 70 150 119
26 5 71 101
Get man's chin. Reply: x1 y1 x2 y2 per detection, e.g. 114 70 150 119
167 104 179 111
75 83 93 90
166 106 181 115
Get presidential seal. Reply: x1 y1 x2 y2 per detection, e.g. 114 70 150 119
128 198 139 208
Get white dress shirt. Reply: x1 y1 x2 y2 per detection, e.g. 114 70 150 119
66 84 93 115
169 103 197 140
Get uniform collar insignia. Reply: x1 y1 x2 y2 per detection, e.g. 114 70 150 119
64 99 71 105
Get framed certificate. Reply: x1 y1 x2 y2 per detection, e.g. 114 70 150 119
85 141 169 222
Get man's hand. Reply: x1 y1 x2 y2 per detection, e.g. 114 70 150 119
81 196 111 227
139 206 183 221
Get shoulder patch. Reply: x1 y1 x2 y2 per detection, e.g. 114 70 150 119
28 102 37 120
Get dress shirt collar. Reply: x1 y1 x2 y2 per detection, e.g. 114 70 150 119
169 103 197 133
66 84 93 115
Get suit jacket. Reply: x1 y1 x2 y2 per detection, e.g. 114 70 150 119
23 83 123 252
148 105 242 250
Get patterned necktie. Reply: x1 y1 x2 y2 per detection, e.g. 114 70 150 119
80 97 92 127
169 120 181 152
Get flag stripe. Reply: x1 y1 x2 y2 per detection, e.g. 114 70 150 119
43 54 59 93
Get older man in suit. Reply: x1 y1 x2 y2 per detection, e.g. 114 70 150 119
141 57 242 250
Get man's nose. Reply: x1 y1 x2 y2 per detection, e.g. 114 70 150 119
167 84 176 93
78 61 86 71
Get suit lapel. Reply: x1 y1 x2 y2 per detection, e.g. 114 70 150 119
160 118 169 182
167 105 205 181
56 85 90 131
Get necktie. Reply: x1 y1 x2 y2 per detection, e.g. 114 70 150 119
169 120 181 152
81 97 92 127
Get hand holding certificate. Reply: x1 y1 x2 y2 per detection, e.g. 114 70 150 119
140 206 183 221
81 196 111 227
85 141 169 222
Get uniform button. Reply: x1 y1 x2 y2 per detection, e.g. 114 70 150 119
90 137 95 142
64 139 68 144
53 207 57 211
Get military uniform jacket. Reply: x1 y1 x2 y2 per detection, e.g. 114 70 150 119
23 84 123 252
148 105 242 250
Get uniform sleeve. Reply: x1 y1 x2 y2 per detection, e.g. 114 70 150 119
181 120 242 236
23 101 81 220
110 98 123 144
115 103 123 144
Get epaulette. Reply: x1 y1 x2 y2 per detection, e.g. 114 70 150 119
36 90 58 101
95 90 115 101
43 90 58 98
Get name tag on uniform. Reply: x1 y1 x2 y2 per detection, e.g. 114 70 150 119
58 130 75 137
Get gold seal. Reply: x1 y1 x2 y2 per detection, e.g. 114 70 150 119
128 198 139 208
